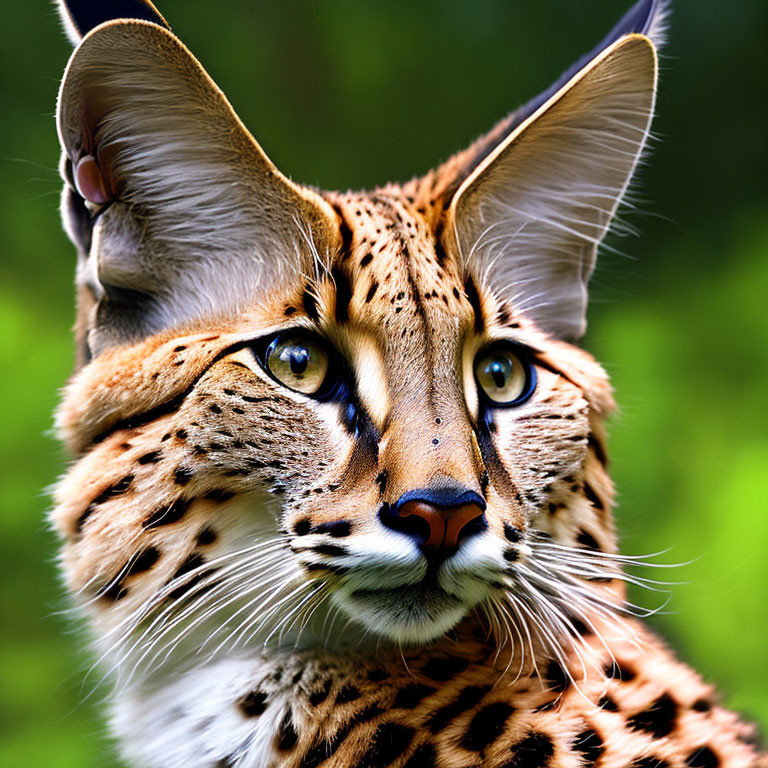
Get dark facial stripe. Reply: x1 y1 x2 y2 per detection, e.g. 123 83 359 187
464 275 484 333
302 289 320 324
331 266 353 323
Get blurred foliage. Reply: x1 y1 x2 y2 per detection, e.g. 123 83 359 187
1 0 766 764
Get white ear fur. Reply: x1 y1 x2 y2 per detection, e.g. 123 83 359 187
56 0 82 45
57 20 339 353
447 35 658 341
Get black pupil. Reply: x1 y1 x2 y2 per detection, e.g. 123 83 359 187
488 356 512 389
286 346 310 376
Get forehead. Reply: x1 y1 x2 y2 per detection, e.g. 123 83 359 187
322 191 473 336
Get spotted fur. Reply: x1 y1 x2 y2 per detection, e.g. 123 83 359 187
50 1 765 767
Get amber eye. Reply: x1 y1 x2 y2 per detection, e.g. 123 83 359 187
264 334 330 395
474 345 536 406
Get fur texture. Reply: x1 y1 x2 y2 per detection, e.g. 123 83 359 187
49 0 765 766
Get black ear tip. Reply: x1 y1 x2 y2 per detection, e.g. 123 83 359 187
611 0 668 39
63 0 170 39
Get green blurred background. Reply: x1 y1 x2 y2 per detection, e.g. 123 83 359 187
2 0 766 764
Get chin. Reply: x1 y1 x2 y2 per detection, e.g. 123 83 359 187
332 580 474 645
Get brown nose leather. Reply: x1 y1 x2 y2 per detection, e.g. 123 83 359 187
397 501 485 550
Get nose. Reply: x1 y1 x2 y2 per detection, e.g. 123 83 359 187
379 488 487 557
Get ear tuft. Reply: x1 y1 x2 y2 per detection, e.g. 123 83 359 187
56 0 169 44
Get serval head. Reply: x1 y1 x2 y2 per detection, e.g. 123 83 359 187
52 0 667 676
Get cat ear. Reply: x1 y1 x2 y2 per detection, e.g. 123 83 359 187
57 0 170 44
445 0 665 341
57 18 340 355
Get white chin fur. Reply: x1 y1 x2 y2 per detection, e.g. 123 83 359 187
331 587 469 645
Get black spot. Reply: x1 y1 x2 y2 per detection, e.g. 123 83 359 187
311 543 347 557
375 470 388 494
365 282 379 303
300 704 384 768
239 690 268 717
572 729 604 767
598 695 619 712
587 434 608 466
359 723 414 768
77 474 134 532
314 521 352 538
394 683 436 710
335 685 360 705
503 732 554 768
460 702 514 752
167 552 206 600
686 747 720 768
566 615 592 638
126 547 160 576
137 450 162 465
434 238 448 267
143 498 191 529
627 693 678 738
308 679 332 706
368 668 388 682
403 743 437 768
631 759 670 768
480 470 489 494
294 518 312 536
284 306 297 316
421 656 469 681
504 523 523 543
692 698 713 713
196 527 218 546
331 267 352 323
174 466 194 486
175 429 188 441
577 530 600 551
208 403 222 414
173 345 187 352
603 660 636 682
426 685 490 733
277 710 299 751
583 483 605 512
303 289 320 324
504 548 519 562
545 660 569 694
360 253 373 268
464 275 484 333
100 581 129 602
204 489 235 503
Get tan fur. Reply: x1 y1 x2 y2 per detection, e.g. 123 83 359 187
50 3 764 766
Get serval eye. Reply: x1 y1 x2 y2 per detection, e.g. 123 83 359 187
474 345 536 406
265 335 330 396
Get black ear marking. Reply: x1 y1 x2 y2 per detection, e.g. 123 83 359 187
61 0 170 40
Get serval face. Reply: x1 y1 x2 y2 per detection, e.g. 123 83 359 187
53 0 660 670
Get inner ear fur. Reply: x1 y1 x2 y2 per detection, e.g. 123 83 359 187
57 19 339 356
445 34 658 342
